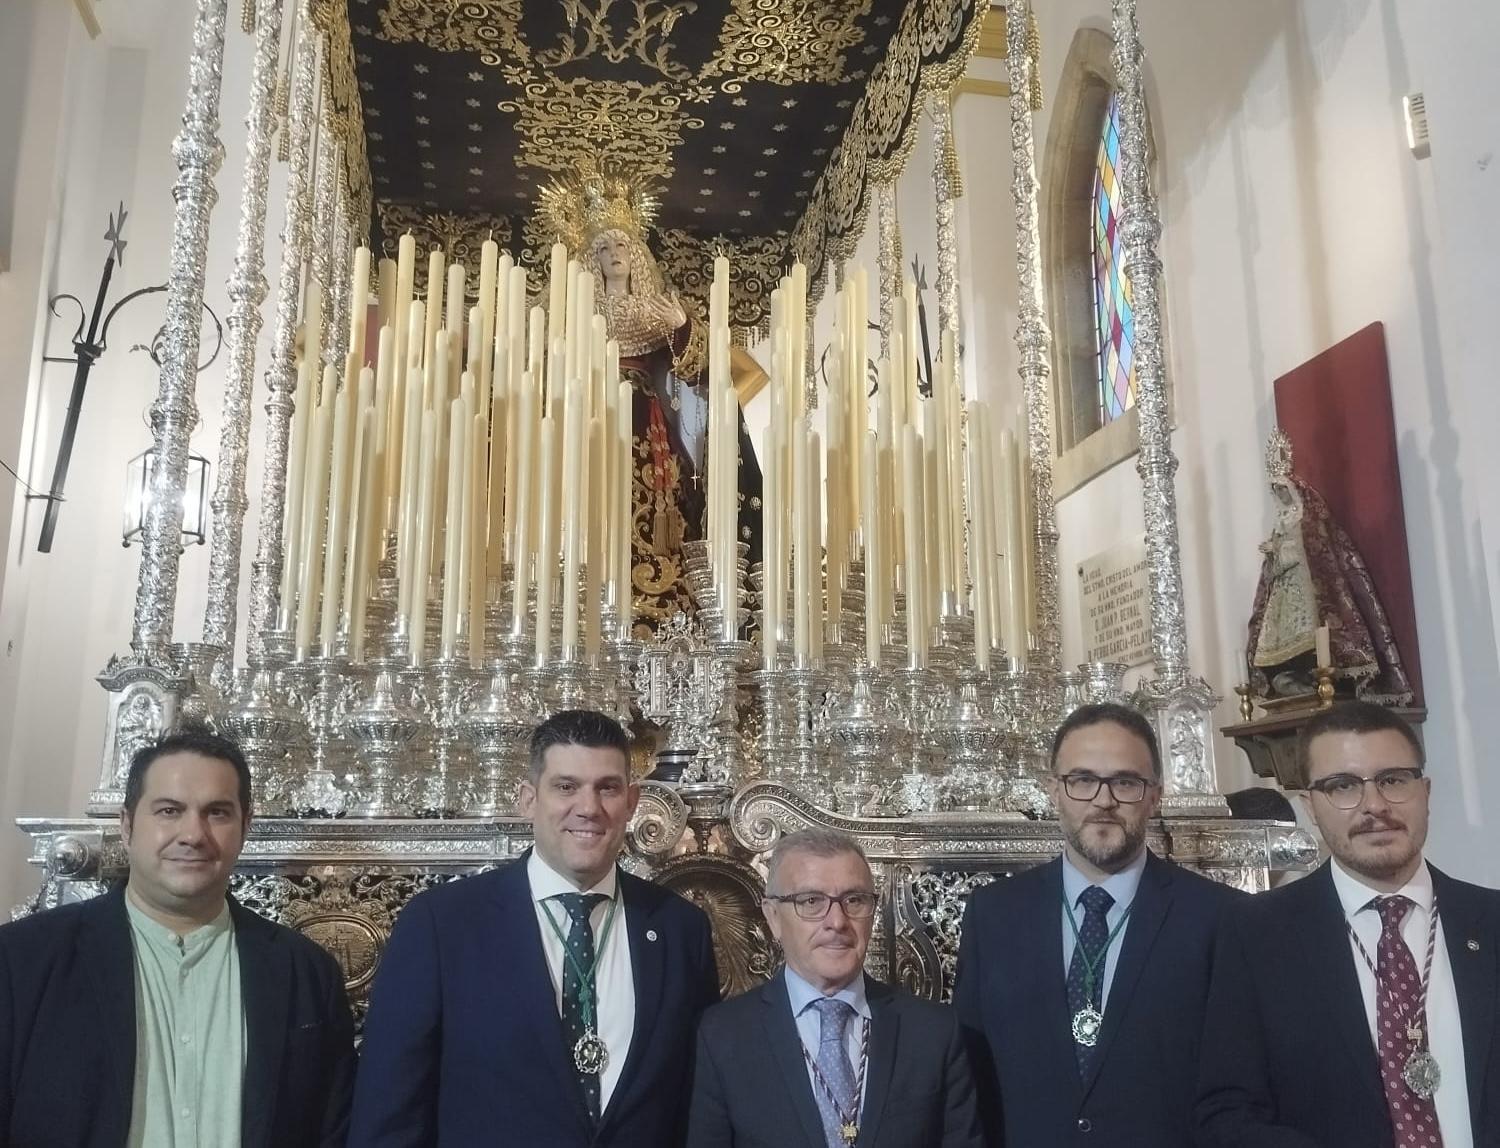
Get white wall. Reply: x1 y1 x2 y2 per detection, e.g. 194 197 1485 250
0 1 288 911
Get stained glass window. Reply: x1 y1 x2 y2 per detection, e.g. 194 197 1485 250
1092 91 1135 424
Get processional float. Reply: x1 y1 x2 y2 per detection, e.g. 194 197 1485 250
16 0 1314 1006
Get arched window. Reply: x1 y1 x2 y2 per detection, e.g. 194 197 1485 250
1044 27 1166 494
1092 91 1135 424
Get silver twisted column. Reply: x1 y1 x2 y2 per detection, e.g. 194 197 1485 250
129 0 229 662
245 3 318 666
1005 0 1062 671
930 92 961 340
1111 0 1223 807
876 182 899 360
202 0 287 666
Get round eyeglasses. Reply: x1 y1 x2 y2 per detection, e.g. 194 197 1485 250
765 891 879 920
1307 768 1424 810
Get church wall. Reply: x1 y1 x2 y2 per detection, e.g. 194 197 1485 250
0 6 287 910
1034 0 1500 883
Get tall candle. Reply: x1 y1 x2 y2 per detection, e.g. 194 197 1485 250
762 420 783 670
397 360 424 627
371 325 394 541
584 415 604 662
294 366 336 659
318 367 356 653
808 429 823 665
279 355 314 631
965 401 991 670
409 411 438 665
559 374 585 660
901 423 926 669
468 410 487 666
534 414 558 666
441 396 469 661
349 411 377 663
477 240 498 414
347 246 371 364
791 419 810 666
423 249 444 384
376 256 396 333
1315 623 1331 668
925 401 953 612
509 376 536 636
615 377 633 639
862 430 881 667
445 262 466 341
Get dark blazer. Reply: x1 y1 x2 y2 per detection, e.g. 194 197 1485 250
1195 861 1500 1148
954 850 1242 1147
686 968 983 1148
348 853 720 1147
0 885 356 1148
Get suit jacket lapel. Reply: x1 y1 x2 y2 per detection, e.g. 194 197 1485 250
1298 864 1386 1108
234 900 289 1148
81 889 138 1136
1433 867 1497 1119
488 856 592 1139
599 873 665 1131
856 977 898 1147
1082 851 1172 1096
761 971 833 1148
1027 860 1084 1098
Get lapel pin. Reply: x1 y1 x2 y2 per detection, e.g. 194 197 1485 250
1467 939 1480 952
646 929 658 942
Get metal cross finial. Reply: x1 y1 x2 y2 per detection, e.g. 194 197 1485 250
104 203 129 267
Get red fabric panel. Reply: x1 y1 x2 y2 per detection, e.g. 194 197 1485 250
1272 322 1423 704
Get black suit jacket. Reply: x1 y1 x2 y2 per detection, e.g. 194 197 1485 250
1195 861 1500 1148
954 850 1242 1147
686 969 983 1148
348 854 720 1147
0 886 356 1148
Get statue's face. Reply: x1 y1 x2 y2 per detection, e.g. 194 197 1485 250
594 231 631 294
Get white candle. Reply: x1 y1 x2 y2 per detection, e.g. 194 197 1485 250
534 414 559 666
615 376 633 639
279 355 314 631
348 408 377 663
410 411 438 665
862 429 881 667
376 256 396 333
762 419 783 670
584 415 604 662
792 418 811 666
1315 623 1331 668
393 233 415 378
423 250 444 389
441 396 469 661
509 375 536 636
294 365 336 659
371 325 394 541
965 401 991 671
902 423 926 669
347 246 371 364
445 261 466 341
559 373 586 660
477 239 498 415
318 365 356 653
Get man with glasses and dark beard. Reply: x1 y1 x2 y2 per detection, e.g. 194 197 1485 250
1197 701 1500 1147
687 828 983 1147
955 702 1242 1146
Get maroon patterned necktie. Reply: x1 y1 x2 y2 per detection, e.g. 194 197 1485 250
1373 895 1443 1147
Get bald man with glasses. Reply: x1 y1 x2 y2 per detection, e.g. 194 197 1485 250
955 702 1243 1146
687 828 982 1148
1197 701 1500 1147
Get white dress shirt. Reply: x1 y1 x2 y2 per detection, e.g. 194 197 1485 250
1060 847 1148 1012
785 965 872 1114
528 851 636 1112
1330 858 1473 1148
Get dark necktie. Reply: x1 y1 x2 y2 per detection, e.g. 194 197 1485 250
1066 885 1116 1075
556 891 609 1123
1373 895 1444 1147
808 998 859 1148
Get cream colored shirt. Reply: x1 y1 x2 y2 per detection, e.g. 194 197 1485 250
1331 859 1473 1148
125 894 245 1148
528 851 635 1113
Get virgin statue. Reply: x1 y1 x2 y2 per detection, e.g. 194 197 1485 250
1246 430 1413 704
541 165 763 636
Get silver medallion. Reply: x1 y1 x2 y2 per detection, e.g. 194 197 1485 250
1071 1006 1103 1047
1402 1049 1441 1099
574 1029 609 1075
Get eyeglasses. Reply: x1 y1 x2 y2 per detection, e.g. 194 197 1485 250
1307 768 1424 810
765 891 879 920
1057 772 1157 804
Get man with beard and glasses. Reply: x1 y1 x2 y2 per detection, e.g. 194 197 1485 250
954 702 1243 1146
1197 701 1500 1147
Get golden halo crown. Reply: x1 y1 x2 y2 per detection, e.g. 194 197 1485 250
538 160 661 255
1265 428 1295 479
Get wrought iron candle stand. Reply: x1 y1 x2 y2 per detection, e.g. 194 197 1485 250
456 666 539 816
343 664 420 818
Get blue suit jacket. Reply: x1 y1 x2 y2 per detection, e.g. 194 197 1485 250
954 850 1242 1147
1195 861 1500 1147
348 853 720 1147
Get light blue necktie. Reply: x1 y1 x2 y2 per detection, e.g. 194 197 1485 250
808 997 859 1148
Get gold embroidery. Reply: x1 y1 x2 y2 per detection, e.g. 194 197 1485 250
705 0 871 91
538 0 698 83
314 0 372 223
374 202 515 287
376 0 528 69
499 77 708 184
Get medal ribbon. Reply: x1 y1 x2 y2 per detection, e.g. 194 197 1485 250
541 894 621 1034
1062 894 1134 1012
1348 896 1439 1052
801 1016 870 1144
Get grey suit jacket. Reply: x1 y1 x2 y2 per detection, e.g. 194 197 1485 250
687 969 983 1148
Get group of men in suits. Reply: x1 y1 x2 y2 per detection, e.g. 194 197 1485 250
1 699 1497 1147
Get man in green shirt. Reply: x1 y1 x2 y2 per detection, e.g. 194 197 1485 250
0 728 356 1147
